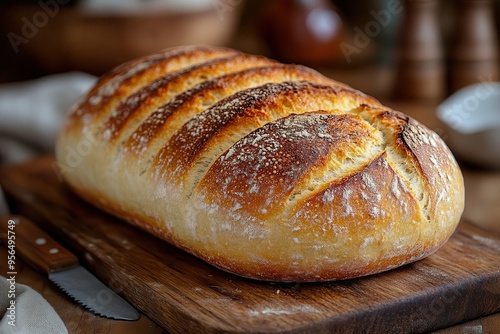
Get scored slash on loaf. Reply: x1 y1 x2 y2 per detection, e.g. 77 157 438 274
56 45 464 282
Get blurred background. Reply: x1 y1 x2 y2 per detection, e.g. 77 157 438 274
1 0 499 87
0 0 499 164
3 4 500 327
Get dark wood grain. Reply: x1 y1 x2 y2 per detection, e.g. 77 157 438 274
0 156 499 334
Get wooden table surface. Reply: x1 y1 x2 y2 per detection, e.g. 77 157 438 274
1 74 499 333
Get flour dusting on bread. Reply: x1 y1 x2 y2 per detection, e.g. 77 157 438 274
56 45 465 282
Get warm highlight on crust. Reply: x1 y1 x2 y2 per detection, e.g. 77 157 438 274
56 45 465 282
124 64 342 158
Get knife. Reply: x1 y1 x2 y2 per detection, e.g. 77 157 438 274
0 186 140 321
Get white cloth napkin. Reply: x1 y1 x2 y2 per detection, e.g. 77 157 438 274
0 72 97 165
0 73 97 332
0 277 67 334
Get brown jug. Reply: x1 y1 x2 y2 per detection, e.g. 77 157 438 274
258 0 345 65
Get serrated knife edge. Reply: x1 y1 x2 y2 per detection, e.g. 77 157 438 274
0 185 139 321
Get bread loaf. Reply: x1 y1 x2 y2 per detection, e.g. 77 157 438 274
56 45 465 282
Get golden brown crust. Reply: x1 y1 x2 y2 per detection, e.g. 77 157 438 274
100 53 276 144
56 45 464 282
198 112 382 219
64 45 239 136
154 82 381 195
124 64 343 158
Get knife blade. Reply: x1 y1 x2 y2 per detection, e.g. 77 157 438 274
0 187 140 321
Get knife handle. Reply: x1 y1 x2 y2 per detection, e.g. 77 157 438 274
0 215 78 273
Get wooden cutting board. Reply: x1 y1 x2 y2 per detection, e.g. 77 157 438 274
1 156 499 334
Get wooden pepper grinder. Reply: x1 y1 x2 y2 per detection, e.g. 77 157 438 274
393 0 445 101
450 0 499 93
